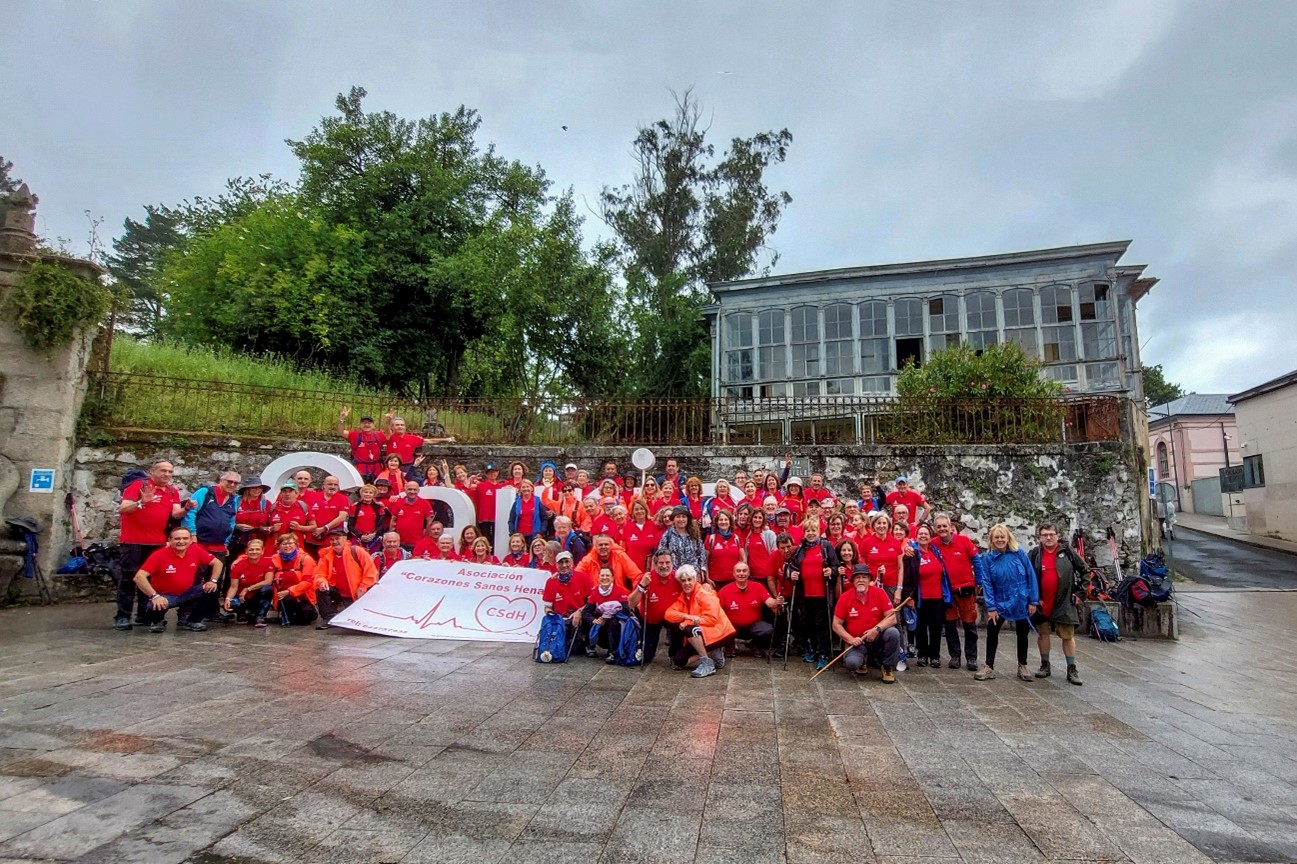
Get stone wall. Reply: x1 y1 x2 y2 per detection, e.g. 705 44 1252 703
72 432 1143 570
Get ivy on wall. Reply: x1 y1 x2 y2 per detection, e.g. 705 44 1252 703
2 260 113 351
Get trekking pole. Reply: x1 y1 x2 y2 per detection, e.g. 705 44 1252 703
782 582 798 671
1107 527 1123 582
767 603 779 666
637 592 648 669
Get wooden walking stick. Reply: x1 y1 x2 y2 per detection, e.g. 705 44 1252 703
808 597 910 682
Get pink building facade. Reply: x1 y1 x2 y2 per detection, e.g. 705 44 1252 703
1147 394 1240 516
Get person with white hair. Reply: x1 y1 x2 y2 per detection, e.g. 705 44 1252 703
663 565 735 678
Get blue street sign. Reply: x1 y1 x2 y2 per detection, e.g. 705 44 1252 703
28 468 55 493
1147 467 1156 497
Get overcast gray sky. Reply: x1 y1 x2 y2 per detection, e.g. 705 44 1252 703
6 0 1296 395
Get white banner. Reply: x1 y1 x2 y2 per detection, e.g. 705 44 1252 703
329 559 549 642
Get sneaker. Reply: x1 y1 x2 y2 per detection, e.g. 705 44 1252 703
815 656 828 671
113 616 132 631
1017 665 1034 682
947 656 961 669
690 657 717 678
966 661 978 671
1035 661 1052 678
178 621 207 632
895 657 908 672
584 648 598 658
916 657 929 668
254 616 267 628
315 620 331 630
149 620 167 633
802 651 816 664
605 654 617 665
212 610 235 624
670 662 687 671
1066 665 1083 686
973 665 995 680
709 648 726 670
881 668 895 684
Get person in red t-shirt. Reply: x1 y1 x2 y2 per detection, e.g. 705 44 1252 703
716 563 782 655
465 536 500 566
134 525 222 632
474 464 505 539
901 524 948 668
804 473 835 506
704 510 744 586
786 518 839 667
582 567 630 660
229 476 273 558
307 475 351 554
933 513 982 671
116 460 189 630
622 500 663 571
374 532 409 578
527 536 556 573
627 550 684 665
412 521 445 559
349 484 390 553
832 567 900 682
269 484 315 549
373 456 407 501
543 551 593 653
224 537 277 626
389 481 432 550
292 470 321 510
383 412 447 474
885 477 927 525
338 407 387 480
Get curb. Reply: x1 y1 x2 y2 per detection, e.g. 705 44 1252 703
1177 525 1297 558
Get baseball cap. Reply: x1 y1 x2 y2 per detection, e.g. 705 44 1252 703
775 506 792 516
359 414 374 422
896 475 909 484
280 482 297 491
485 463 498 471
327 526 348 536
564 463 578 471
555 551 573 563
785 476 803 488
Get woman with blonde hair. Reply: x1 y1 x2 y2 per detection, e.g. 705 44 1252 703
974 523 1039 682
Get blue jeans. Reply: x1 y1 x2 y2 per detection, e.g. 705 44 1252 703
842 626 901 671
142 580 215 625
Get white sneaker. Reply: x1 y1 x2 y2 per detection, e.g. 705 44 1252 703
691 657 717 678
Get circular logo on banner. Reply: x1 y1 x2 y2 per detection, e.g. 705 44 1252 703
474 595 538 633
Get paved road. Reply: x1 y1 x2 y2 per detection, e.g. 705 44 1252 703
2 599 1297 863
1168 526 1297 590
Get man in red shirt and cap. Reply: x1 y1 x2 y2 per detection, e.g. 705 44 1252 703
833 566 900 683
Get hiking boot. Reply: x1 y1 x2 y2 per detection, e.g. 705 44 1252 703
113 616 132 631
584 648 598 658
178 621 207 632
1066 665 1083 686
691 657 717 678
605 654 617 665
1017 665 1033 682
149 620 167 633
254 616 267 628
881 668 895 684
973 665 995 680
1035 660 1052 678
947 656 961 669
802 651 816 664
965 660 978 671
709 648 726 670
815 655 828 671
915 657 929 668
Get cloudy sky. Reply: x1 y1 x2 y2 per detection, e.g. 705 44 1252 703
6 0 1296 395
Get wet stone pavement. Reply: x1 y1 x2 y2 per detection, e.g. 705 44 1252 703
0 592 1296 864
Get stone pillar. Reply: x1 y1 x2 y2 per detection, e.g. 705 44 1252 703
0 186 105 592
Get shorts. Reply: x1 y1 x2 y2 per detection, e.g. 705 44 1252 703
1042 620 1076 639
944 591 977 624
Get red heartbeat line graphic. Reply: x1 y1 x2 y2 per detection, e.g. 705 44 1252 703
370 596 486 632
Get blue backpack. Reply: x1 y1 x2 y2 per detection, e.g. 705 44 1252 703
611 613 643 667
1089 606 1119 642
535 613 571 663
1140 555 1174 603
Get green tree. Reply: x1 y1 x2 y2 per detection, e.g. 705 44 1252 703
0 156 21 204
600 89 792 396
106 205 183 337
1142 364 1185 407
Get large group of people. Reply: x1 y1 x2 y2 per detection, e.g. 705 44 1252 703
110 410 1088 687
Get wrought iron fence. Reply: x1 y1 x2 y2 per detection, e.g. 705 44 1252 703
83 372 1125 446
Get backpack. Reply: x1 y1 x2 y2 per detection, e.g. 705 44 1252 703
1086 570 1113 602
534 612 571 663
1089 606 1119 642
1140 555 1174 603
119 468 149 494
1115 574 1154 608
611 612 643 667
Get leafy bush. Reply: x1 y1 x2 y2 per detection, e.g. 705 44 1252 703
897 342 1063 400
3 261 113 351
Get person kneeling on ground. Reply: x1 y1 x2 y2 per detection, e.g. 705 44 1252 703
832 566 900 683
313 527 379 629
133 526 223 633
663 565 736 678
542 551 592 654
582 566 630 662
627 550 684 665
224 538 276 627
716 562 782 657
267 533 319 626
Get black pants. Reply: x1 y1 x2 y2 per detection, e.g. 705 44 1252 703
234 585 274 621
117 543 161 621
316 586 354 623
643 620 683 664
944 620 978 664
279 595 319 626
670 624 710 667
795 597 830 658
581 608 624 655
731 620 776 651
985 617 1030 669
916 599 946 663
